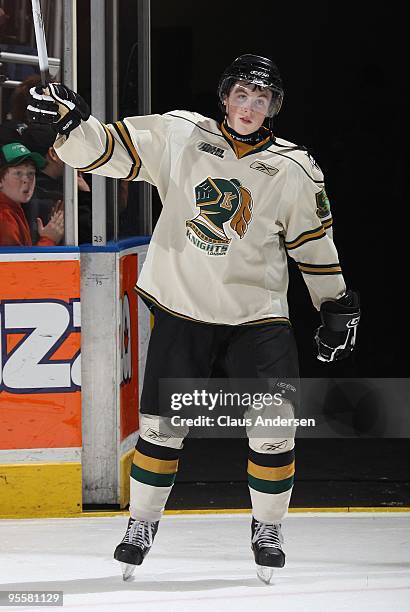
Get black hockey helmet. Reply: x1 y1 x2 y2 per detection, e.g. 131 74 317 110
217 54 284 118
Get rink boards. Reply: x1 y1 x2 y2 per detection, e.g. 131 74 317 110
0 241 150 518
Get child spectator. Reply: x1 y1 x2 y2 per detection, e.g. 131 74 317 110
0 123 91 243
0 142 63 246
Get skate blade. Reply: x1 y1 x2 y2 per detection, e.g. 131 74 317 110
256 564 274 584
120 562 136 581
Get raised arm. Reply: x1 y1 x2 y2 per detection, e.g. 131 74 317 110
27 83 168 185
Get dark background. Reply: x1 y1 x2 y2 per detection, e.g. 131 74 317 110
82 0 410 508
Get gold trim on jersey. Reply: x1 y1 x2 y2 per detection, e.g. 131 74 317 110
220 122 272 160
239 316 291 326
134 286 291 327
113 120 142 180
321 217 333 230
202 177 223 206
186 219 230 244
285 225 326 250
77 123 114 172
297 262 342 275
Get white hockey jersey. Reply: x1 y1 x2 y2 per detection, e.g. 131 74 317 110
55 111 346 325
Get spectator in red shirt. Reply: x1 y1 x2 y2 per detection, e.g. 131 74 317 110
0 142 64 246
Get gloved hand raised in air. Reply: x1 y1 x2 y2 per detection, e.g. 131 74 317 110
315 289 361 362
27 83 90 136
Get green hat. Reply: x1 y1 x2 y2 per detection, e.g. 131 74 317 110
0 142 46 170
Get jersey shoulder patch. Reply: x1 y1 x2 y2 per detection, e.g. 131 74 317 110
315 187 331 218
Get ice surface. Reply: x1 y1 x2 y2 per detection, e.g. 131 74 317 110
0 512 409 611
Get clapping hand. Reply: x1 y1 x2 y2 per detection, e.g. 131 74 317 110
37 200 64 244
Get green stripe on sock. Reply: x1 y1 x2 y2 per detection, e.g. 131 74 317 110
248 474 294 494
131 463 177 487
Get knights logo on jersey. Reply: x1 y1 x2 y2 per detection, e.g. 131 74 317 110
186 177 253 256
315 188 331 218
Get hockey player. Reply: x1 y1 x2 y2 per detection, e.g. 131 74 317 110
28 54 360 584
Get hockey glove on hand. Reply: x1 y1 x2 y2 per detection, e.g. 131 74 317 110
27 83 90 136
315 289 360 362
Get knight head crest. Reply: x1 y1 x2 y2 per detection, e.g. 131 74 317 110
186 177 253 256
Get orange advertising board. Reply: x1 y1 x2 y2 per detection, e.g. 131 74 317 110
119 253 139 441
0 256 81 450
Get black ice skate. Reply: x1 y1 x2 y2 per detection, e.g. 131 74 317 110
251 517 285 584
114 517 159 581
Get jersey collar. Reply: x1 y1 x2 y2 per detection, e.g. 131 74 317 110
220 120 274 159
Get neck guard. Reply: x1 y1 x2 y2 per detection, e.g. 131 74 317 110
223 120 267 145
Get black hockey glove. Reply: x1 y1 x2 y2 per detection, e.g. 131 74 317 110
315 290 360 362
27 83 90 136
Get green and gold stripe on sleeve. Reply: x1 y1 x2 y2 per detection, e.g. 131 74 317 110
112 120 142 180
297 262 342 275
321 217 333 230
77 122 114 172
285 225 326 250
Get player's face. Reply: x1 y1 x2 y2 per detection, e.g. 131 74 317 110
0 162 36 204
224 81 272 135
